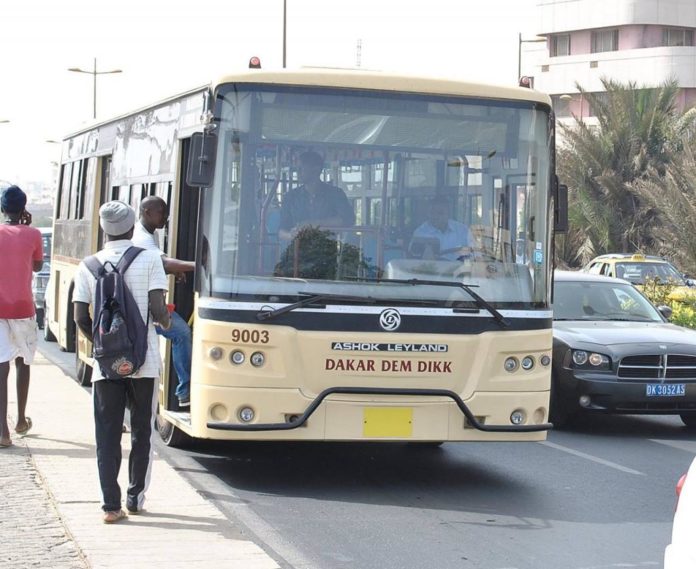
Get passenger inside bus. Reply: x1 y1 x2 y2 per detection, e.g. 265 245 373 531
278 151 355 241
408 196 476 261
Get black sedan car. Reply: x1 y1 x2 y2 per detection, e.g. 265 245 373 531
551 271 696 427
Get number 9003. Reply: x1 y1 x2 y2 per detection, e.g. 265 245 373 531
231 329 269 344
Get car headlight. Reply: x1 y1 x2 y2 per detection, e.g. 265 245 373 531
571 349 611 370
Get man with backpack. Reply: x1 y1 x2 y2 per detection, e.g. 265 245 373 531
73 200 171 524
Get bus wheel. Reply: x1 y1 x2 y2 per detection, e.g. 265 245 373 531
75 353 92 386
43 312 57 342
157 411 190 448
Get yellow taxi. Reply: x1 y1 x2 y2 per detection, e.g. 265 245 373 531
582 253 696 303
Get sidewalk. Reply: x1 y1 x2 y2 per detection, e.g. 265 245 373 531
0 352 280 569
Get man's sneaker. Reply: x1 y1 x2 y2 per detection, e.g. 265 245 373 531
178 395 190 408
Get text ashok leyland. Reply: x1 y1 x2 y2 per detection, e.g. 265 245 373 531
331 342 448 352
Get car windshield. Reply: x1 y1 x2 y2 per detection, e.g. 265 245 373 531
553 280 663 322
615 261 684 285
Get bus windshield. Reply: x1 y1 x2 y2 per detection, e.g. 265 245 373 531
200 84 552 308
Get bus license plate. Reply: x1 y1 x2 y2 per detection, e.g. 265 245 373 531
363 407 413 437
646 384 686 397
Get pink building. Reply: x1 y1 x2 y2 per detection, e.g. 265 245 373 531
527 0 696 119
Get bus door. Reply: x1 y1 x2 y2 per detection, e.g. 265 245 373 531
166 137 200 409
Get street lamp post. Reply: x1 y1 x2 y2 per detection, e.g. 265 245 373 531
68 58 122 120
282 0 287 68
517 33 547 81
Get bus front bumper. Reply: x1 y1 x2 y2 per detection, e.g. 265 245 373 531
206 386 552 435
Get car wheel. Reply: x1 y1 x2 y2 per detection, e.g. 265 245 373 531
157 409 191 448
75 352 92 387
549 375 573 429
680 413 696 429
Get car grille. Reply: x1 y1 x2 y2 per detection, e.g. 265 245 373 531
618 354 696 380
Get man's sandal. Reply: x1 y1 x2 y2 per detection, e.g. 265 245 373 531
15 417 32 436
103 510 127 524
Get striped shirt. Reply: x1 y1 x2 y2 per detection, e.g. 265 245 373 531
73 240 168 381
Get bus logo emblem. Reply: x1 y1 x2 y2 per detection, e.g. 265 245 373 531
379 309 401 331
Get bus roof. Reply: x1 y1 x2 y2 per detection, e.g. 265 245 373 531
63 67 551 140
213 68 552 106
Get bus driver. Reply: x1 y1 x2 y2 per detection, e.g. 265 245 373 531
409 196 476 261
278 151 355 241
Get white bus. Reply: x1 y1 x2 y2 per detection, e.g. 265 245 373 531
46 67 567 446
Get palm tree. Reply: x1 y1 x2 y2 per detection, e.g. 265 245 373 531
557 78 680 266
633 138 696 276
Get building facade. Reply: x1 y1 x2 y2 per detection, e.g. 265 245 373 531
529 0 696 119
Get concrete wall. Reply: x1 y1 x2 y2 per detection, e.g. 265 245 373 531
538 0 696 34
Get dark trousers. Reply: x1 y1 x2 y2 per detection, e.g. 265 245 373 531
93 378 156 512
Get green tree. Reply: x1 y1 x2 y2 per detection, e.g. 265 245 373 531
632 138 696 276
557 78 680 267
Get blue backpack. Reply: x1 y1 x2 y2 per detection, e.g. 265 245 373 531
84 247 148 379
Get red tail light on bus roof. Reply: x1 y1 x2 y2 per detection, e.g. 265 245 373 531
249 56 261 69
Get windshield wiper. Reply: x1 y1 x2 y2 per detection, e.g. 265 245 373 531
256 292 376 321
355 277 510 328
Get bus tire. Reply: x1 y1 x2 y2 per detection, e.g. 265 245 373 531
75 352 92 387
43 309 57 342
157 411 191 448
680 413 696 429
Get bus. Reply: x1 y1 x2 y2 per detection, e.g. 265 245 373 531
45 67 567 446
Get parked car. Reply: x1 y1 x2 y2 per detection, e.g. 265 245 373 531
551 271 696 427
32 228 52 329
664 457 696 568
582 253 696 301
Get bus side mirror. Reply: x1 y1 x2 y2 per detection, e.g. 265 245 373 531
554 182 568 233
186 132 217 188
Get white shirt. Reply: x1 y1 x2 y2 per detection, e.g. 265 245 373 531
132 221 162 254
73 239 169 381
412 219 475 260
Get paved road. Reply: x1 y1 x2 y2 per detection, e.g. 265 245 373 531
42 336 693 569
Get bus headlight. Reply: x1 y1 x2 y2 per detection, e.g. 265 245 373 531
250 351 265 367
540 354 551 366
209 346 224 360
521 356 535 370
510 410 526 425
238 407 255 422
230 350 245 365
504 357 519 372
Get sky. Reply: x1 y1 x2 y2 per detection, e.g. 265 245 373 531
0 0 539 188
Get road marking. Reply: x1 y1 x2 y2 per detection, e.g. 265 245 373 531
650 439 696 454
539 441 645 475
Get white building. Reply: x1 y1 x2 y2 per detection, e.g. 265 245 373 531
526 0 696 119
